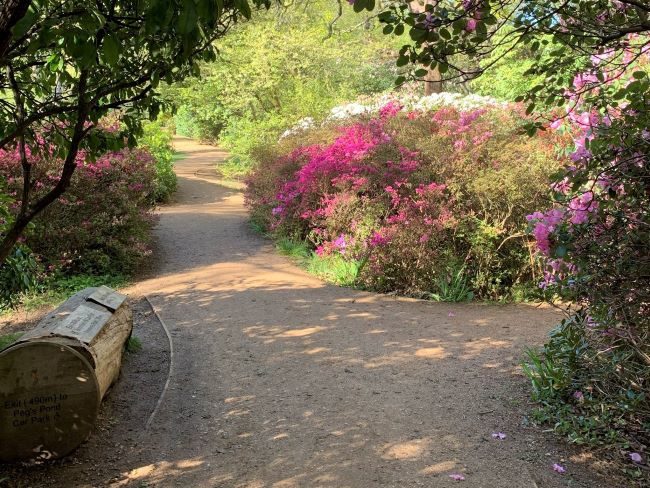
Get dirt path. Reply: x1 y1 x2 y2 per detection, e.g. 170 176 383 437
5 138 613 487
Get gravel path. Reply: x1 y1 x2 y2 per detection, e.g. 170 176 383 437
4 138 613 487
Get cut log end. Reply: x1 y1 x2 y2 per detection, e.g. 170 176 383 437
0 342 100 462
0 286 132 462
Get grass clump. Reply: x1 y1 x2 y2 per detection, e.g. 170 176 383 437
2 273 128 315
0 332 23 351
307 254 361 287
126 335 142 353
276 238 310 261
429 266 474 302
523 314 649 478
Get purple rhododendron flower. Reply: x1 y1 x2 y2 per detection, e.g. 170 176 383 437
449 473 465 481
629 452 642 463
552 463 566 473
334 234 347 251
491 432 506 440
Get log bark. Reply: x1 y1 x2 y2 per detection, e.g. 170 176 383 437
0 286 132 461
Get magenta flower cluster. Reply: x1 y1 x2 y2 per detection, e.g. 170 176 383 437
246 98 564 296
0 143 158 273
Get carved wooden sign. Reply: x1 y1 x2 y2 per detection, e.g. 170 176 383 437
87 286 127 312
0 286 132 462
54 305 112 343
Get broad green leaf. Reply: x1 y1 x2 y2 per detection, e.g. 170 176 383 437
103 36 120 65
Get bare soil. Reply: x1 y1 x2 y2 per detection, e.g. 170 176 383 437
0 137 618 487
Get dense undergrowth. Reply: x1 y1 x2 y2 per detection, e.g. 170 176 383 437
0 121 176 311
521 87 650 477
246 94 568 301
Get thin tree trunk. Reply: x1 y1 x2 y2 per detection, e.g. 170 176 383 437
424 65 443 95
0 70 89 265
0 0 32 61
408 0 444 94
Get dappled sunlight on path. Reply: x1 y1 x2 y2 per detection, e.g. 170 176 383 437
105 138 611 487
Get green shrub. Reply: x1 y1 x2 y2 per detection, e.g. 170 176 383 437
1 147 157 277
0 246 39 310
141 120 178 202
0 180 39 309
246 98 568 300
523 313 649 457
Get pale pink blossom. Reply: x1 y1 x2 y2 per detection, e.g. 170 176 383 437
629 452 642 463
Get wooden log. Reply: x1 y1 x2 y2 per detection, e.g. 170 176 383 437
0 286 132 462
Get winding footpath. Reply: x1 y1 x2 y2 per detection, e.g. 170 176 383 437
13 138 611 487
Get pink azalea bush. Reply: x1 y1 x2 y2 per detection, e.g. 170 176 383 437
523 43 649 460
0 145 158 275
246 100 568 299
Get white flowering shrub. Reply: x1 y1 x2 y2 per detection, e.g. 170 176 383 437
280 92 506 139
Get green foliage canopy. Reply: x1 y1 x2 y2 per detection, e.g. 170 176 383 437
0 0 271 264
165 0 400 167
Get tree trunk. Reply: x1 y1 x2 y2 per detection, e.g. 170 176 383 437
0 70 88 266
0 0 32 61
408 0 444 95
424 65 443 95
0 173 75 265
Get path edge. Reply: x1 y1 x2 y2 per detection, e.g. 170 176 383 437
144 296 175 431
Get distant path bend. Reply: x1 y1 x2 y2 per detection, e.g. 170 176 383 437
119 137 607 488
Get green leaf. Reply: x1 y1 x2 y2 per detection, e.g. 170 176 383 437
352 0 366 13
525 102 536 115
396 55 409 67
378 11 392 22
179 0 199 30
409 28 425 41
102 35 120 65
394 24 404 36
236 0 252 18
